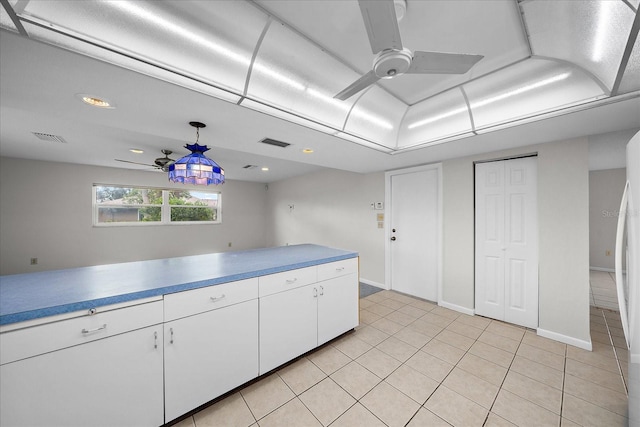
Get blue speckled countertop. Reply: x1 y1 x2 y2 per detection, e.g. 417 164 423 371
0 244 357 326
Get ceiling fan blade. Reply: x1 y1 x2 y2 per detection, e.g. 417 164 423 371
358 0 403 54
115 159 155 167
334 70 380 101
407 51 484 74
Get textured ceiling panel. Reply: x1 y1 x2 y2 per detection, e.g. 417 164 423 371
464 59 606 130
256 0 531 104
247 19 360 130
343 87 406 149
15 0 267 95
0 12 16 33
618 34 640 94
398 88 472 148
523 0 635 92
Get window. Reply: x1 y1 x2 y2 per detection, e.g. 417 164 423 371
93 185 221 226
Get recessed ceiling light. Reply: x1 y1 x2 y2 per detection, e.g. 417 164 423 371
76 93 115 108
302 148 314 154
129 149 144 154
261 167 269 171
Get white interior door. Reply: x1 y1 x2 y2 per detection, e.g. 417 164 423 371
387 165 440 301
475 161 506 321
475 157 538 328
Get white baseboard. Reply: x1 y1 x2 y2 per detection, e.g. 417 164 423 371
359 278 387 290
590 266 615 272
438 301 475 316
537 328 592 351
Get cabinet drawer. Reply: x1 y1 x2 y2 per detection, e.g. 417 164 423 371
164 278 258 322
317 258 358 282
0 300 163 365
259 266 317 297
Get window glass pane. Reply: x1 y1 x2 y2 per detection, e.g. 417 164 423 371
94 186 221 225
95 186 162 205
98 206 161 223
169 190 219 222
168 190 219 207
171 206 216 222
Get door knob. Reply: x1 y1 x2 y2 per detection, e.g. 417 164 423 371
390 236 396 241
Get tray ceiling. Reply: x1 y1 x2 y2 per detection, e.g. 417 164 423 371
1 0 639 177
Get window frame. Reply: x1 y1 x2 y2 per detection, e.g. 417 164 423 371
93 184 222 227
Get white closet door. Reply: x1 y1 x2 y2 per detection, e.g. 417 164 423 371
475 157 538 329
475 161 506 321
504 158 538 328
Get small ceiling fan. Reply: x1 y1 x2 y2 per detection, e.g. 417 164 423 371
115 149 175 172
334 0 484 101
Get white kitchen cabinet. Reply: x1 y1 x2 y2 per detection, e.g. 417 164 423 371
318 272 359 345
0 251 359 426
163 279 259 422
259 284 318 374
259 259 359 374
0 324 164 427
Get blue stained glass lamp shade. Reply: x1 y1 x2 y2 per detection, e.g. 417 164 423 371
168 143 225 185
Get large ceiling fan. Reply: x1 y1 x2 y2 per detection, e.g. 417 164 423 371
115 149 175 172
334 0 484 101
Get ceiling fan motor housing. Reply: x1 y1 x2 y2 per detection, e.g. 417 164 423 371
374 48 412 79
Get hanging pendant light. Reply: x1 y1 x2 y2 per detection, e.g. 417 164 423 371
168 121 225 185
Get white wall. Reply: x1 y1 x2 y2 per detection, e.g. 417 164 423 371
589 168 627 270
265 169 385 286
588 128 638 171
442 137 591 346
0 137 595 347
0 157 268 275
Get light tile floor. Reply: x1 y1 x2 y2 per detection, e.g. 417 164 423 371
173 291 629 427
589 270 620 311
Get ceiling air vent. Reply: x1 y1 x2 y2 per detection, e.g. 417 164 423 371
32 132 67 143
260 138 290 148
243 165 258 169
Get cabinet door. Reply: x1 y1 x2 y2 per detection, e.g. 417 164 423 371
259 284 318 374
164 299 258 422
317 273 359 345
0 325 164 427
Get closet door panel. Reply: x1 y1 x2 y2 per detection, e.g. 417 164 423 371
504 157 538 328
476 157 538 328
475 162 506 320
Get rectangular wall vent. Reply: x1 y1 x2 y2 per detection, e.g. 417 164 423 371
32 132 67 143
260 138 290 148
243 165 258 169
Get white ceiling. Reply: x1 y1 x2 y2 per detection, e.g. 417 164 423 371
253 0 531 104
1 1 639 183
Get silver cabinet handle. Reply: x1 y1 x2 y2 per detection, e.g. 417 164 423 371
319 285 324 296
313 287 318 298
210 294 226 302
286 278 298 284
154 331 158 349
170 327 174 344
336 267 345 272
81 324 106 334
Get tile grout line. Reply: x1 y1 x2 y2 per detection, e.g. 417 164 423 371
482 325 528 426
600 309 629 395
359 295 467 425
328 299 417 427
559 338 568 425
